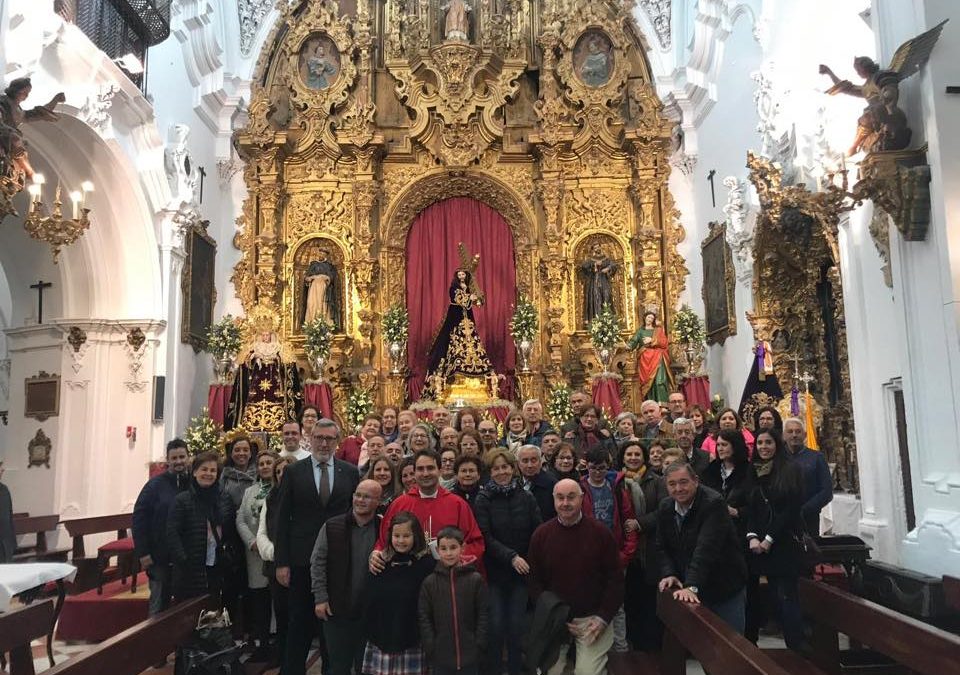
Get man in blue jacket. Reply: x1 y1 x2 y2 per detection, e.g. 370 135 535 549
783 418 833 535
132 438 190 615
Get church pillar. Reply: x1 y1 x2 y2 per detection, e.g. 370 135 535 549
536 171 566 380
254 150 285 309
352 176 381 367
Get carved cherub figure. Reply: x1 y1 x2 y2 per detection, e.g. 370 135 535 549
819 20 947 155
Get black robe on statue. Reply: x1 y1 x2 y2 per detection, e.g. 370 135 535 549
425 272 493 385
226 357 303 432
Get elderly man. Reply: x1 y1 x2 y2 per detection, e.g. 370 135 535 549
384 441 404 464
528 479 623 675
477 418 500 452
523 399 554 447
783 417 833 535
275 419 361 675
640 399 673 443
517 444 557 520
381 406 399 443
339 414 381 466
673 417 710 479
396 410 418 452
432 406 452 429
311 480 382 675
439 425 460 452
666 392 687 423
656 463 747 633
280 421 311 461
540 430 562 465
370 450 484 571
358 435 386 475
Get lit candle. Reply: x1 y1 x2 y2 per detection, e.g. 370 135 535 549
80 181 94 210
33 173 45 186
27 183 40 212
70 191 82 219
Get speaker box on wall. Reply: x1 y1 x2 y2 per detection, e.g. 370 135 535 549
152 375 165 422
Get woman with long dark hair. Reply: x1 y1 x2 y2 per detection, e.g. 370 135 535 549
702 429 755 540
702 407 755 458
746 429 806 650
219 434 258 637
753 406 783 435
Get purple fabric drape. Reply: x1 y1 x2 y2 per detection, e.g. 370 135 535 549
405 198 517 401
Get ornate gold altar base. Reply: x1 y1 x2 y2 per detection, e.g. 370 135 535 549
442 374 490 408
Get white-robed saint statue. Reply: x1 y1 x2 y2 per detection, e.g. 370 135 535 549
302 248 340 330
441 0 471 41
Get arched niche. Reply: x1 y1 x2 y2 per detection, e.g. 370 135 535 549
287 236 347 334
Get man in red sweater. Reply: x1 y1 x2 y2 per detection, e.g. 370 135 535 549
528 479 623 675
368 449 484 572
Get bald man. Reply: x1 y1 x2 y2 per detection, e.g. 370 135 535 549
527 479 623 675
311 479 383 675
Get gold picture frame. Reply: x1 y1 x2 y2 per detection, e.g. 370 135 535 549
181 220 218 352
701 221 737 345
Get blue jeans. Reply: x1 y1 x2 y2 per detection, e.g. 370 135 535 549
146 564 172 616
485 577 528 675
705 588 746 635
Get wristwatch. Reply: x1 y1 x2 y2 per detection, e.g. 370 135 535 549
686 586 699 595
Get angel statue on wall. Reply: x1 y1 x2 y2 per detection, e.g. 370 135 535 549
302 247 340 330
441 0 471 42
819 20 947 156
0 77 65 179
580 242 619 325
424 243 493 396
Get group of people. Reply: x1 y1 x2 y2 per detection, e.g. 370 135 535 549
131 390 833 675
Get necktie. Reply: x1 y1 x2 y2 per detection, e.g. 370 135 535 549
319 462 330 507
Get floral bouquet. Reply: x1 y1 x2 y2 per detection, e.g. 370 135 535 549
589 303 621 351
184 407 222 456
546 382 573 428
205 315 242 359
382 304 409 344
509 297 538 343
672 304 706 346
346 388 375 432
303 317 334 361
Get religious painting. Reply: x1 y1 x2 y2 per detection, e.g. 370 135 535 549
701 222 737 345
293 238 345 333
573 30 613 88
574 234 623 330
297 33 341 91
25 371 59 422
181 221 217 352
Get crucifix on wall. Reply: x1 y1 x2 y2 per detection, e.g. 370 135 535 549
30 280 53 324
707 169 717 207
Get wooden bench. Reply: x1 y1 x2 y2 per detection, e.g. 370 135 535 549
44 595 210 675
791 577 960 675
943 575 959 612
0 600 55 675
12 515 70 563
655 589 795 675
60 513 138 592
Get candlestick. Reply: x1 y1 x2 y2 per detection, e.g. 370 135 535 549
70 191 82 219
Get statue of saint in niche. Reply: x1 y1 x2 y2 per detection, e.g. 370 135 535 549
580 242 619 325
441 0 471 41
576 33 612 87
298 35 340 90
302 247 341 330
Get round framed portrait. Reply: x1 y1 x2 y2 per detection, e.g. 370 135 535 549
573 30 614 88
297 33 342 91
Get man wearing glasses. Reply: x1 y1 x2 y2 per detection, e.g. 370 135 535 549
275 419 361 675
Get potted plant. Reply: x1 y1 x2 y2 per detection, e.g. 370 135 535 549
303 317 334 381
205 315 242 384
509 296 538 373
588 303 621 374
381 304 409 375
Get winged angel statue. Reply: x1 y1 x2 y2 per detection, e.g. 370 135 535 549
819 20 947 155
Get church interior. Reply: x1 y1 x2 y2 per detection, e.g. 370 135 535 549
1 0 959 672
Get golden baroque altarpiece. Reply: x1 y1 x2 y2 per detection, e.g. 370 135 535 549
231 0 686 418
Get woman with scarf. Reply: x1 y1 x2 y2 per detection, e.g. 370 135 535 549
746 429 806 650
569 405 616 457
473 449 541 675
236 450 279 661
168 452 225 602
500 410 527 455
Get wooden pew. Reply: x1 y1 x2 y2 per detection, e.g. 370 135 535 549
13 515 69 562
43 596 210 675
655 590 795 675
60 513 134 591
797 577 960 675
944 575 960 612
0 600 55 675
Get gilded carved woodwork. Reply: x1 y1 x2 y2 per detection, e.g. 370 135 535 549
233 0 686 411
748 153 858 492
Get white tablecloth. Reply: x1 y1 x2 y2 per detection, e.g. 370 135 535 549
0 563 77 612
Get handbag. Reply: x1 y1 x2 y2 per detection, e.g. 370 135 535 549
174 610 243 675
207 515 242 578
799 532 823 570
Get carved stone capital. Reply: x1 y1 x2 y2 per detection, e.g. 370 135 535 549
855 147 931 242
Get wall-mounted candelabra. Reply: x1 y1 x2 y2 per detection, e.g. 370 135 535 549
24 173 94 263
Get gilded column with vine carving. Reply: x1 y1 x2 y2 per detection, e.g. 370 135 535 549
536 174 566 375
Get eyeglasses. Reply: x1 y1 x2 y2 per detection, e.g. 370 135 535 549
479 428 496 434
587 464 609 471
313 436 338 444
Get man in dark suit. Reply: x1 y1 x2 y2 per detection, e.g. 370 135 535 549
673 418 710 479
517 444 557 520
655 462 747 634
276 419 360 675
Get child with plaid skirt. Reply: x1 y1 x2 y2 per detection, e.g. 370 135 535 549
362 512 435 675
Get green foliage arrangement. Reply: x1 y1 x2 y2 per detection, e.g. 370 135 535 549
184 408 223 456
303 318 334 361
672 304 706 346
382 304 410 344
509 297 539 343
546 383 573 428
589 303 621 351
205 315 242 358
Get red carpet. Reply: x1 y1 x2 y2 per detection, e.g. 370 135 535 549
57 572 149 642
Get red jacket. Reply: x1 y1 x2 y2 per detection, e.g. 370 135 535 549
338 436 363 465
376 486 485 563
580 471 638 569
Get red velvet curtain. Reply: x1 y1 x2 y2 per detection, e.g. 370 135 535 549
406 198 517 400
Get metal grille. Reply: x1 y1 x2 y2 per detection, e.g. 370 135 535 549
74 0 171 90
